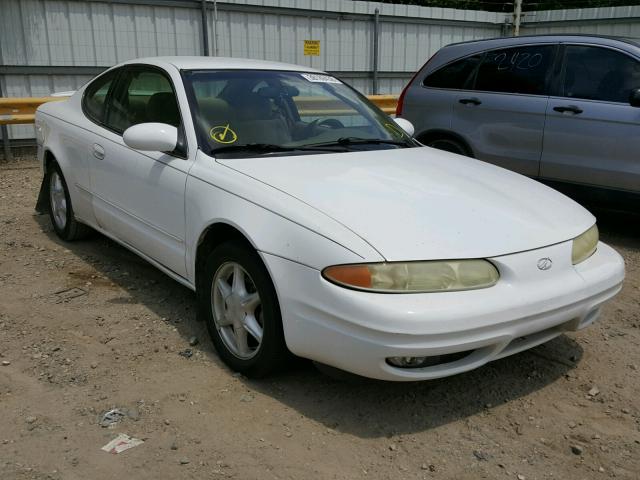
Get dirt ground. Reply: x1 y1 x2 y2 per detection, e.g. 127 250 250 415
0 157 639 480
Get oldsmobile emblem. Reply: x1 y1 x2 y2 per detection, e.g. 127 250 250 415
537 257 553 270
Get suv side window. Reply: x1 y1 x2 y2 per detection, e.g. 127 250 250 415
82 69 119 124
562 45 640 103
423 54 483 89
474 45 555 95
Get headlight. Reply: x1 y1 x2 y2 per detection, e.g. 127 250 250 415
322 259 499 293
572 224 598 265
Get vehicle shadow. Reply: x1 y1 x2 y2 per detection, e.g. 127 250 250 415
32 213 228 370
247 335 582 438
590 206 640 250
33 213 583 438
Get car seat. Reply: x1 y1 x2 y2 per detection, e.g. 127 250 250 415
146 92 181 127
230 93 292 145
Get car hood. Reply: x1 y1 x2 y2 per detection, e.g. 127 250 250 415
217 147 595 261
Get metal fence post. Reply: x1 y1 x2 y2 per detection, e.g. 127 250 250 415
201 0 210 56
372 8 380 95
0 81 12 161
513 0 522 36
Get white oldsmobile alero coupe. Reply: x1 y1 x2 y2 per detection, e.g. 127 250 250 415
35 57 625 381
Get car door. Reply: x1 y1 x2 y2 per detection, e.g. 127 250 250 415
55 68 120 227
540 44 640 193
86 64 191 278
450 44 557 177
402 53 483 142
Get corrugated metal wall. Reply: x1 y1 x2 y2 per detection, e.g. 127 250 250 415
3 1 640 141
521 5 640 37
0 0 506 139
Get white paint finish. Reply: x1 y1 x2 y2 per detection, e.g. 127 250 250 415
123 123 178 152
185 150 382 278
263 242 624 381
218 146 595 261
35 57 625 381
88 133 189 277
393 117 414 136
135 56 323 73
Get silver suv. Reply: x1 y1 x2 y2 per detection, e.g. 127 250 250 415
397 35 640 205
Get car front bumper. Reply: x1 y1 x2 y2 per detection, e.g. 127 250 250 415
261 240 624 381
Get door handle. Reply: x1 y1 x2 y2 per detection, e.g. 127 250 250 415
553 105 583 114
92 143 105 160
459 97 482 106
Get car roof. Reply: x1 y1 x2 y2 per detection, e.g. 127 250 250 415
446 34 640 49
421 34 640 74
122 56 324 73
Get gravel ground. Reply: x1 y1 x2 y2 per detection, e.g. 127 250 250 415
0 157 639 480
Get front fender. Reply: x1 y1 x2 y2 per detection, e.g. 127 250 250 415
184 152 384 284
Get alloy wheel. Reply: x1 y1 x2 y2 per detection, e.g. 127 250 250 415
49 170 68 230
211 261 264 359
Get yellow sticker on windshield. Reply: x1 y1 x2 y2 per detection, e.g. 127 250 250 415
210 124 238 144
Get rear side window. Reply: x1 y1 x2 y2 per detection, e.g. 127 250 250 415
423 54 483 89
474 45 555 95
82 69 118 123
562 45 640 103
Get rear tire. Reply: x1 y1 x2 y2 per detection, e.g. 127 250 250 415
46 162 91 241
199 242 288 378
426 137 471 157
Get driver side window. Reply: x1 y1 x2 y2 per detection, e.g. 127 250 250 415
562 45 640 103
105 67 182 134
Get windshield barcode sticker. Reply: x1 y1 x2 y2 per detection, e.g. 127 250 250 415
300 73 341 84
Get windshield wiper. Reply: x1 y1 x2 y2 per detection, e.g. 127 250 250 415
305 137 412 148
211 143 344 155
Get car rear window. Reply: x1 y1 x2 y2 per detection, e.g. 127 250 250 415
82 69 118 124
423 54 483 89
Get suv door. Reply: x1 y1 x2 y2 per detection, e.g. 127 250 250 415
403 53 483 149
85 64 190 278
541 44 640 193
451 44 556 176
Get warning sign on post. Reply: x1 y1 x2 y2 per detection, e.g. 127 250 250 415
303 40 320 56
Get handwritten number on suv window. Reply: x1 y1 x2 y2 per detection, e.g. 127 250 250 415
493 51 544 71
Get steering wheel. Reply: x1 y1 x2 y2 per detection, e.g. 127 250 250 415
306 118 345 136
316 118 344 129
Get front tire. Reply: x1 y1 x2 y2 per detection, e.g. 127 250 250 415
426 137 471 157
47 162 90 241
199 242 288 378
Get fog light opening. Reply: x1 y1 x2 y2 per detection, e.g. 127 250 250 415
386 351 472 369
387 356 428 368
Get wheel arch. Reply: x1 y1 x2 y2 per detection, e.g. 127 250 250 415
35 149 59 214
194 220 259 292
416 129 475 157
43 148 58 171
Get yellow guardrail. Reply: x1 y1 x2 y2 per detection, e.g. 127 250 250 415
0 94 399 126
0 97 67 125
367 95 399 114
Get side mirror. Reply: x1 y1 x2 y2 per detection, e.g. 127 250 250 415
393 117 415 137
123 123 178 152
629 88 640 108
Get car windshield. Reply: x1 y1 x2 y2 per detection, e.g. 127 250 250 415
182 69 416 157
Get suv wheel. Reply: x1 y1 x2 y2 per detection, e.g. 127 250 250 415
426 138 471 157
